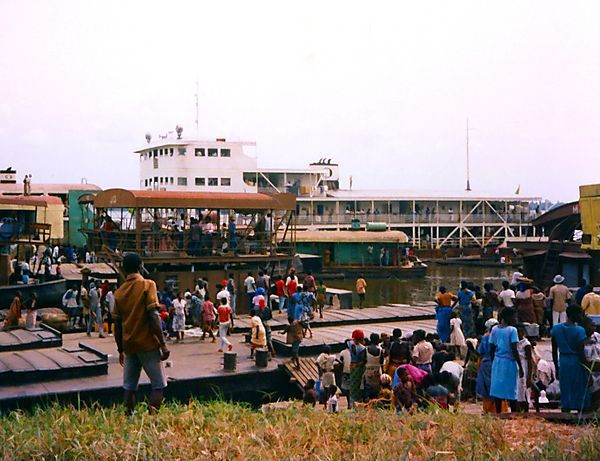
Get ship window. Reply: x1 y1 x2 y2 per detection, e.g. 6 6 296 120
178 147 186 155
170 177 174 184
159 177 164 183
582 234 592 245
195 148 205 157
220 148 231 157
220 177 231 186
153 158 158 169
208 177 218 186
144 179 148 187
170 147 174 155
177 177 188 186
208 148 218 157
195 177 205 186
153 150 158 157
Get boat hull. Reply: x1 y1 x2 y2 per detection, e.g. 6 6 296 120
319 265 427 279
0 279 66 308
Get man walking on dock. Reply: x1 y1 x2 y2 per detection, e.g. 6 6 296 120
355 275 367 309
113 252 170 414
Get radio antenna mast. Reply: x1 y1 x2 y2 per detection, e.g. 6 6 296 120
466 118 471 191
194 80 199 137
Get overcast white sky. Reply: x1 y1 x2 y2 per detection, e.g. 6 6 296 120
1 1 599 201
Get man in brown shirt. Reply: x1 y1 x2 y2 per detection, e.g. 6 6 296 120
549 275 572 326
113 253 170 413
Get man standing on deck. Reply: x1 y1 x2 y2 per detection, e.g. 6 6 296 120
113 252 170 414
549 274 572 326
355 275 367 309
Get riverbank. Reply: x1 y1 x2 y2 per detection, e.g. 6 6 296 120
1 400 598 461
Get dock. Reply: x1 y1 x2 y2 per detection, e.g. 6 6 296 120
0 302 438 410
232 304 435 333
272 319 438 356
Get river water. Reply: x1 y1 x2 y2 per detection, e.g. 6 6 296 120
330 264 515 307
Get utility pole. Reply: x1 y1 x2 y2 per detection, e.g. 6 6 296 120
466 118 471 191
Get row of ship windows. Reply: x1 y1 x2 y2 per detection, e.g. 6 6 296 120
142 148 231 159
144 177 232 187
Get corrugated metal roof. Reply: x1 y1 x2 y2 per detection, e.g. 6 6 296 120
0 195 63 207
94 188 296 211
296 230 409 243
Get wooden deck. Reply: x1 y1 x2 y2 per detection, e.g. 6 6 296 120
0 324 62 352
0 342 108 385
232 304 435 333
273 319 438 356
280 357 319 392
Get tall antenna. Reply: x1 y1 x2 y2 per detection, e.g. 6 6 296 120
194 80 199 137
466 117 471 191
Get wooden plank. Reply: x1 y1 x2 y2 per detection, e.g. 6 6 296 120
8 330 39 344
0 353 35 372
41 349 81 368
13 351 57 371
0 332 20 346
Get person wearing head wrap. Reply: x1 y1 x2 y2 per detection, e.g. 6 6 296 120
249 315 267 359
347 329 366 408
476 318 505 413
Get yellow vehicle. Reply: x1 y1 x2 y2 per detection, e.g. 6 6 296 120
580 184 600 251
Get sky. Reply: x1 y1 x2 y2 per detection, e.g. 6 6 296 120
0 0 599 201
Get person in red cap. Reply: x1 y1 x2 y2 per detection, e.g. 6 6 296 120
347 329 366 408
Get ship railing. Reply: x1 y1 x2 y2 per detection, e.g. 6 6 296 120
295 213 534 226
84 229 295 259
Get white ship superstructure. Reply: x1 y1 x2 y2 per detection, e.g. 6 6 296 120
136 130 541 249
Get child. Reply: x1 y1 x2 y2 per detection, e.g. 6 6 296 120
365 373 394 409
217 297 233 352
303 379 318 406
449 311 467 358
200 294 216 342
516 324 533 412
326 385 338 413
316 279 327 319
393 367 417 413
172 292 186 343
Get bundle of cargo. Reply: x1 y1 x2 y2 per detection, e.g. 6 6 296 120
37 307 70 332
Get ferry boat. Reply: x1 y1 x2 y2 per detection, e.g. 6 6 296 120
134 127 542 251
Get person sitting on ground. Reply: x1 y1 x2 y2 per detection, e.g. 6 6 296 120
303 379 318 406
393 367 417 413
423 373 450 409
365 373 394 409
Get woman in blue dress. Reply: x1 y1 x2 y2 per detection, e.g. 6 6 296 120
490 307 523 413
434 286 456 343
457 281 476 338
476 318 499 413
551 305 590 412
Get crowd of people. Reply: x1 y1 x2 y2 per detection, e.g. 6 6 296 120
429 269 600 413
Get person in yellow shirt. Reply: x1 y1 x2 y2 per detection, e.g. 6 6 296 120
355 275 367 309
582 290 600 316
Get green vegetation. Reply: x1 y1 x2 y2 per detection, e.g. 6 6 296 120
0 400 598 460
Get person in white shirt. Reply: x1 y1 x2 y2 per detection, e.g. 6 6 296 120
335 346 352 409
244 272 256 312
216 285 231 305
105 286 116 336
498 280 516 309
511 268 524 287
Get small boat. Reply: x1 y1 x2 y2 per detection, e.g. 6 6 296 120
0 279 66 309
435 256 522 268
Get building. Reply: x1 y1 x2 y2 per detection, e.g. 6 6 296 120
135 131 541 249
0 168 101 246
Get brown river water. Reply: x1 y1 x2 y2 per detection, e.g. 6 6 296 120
329 264 515 307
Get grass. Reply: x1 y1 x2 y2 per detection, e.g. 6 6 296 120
0 400 598 461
